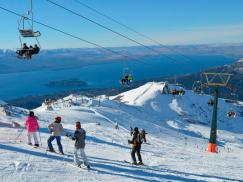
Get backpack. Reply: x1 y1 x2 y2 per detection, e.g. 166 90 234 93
133 132 143 146
138 133 143 144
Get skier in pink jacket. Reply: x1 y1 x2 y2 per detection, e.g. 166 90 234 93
25 111 40 147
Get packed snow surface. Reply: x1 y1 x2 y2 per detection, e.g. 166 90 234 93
0 82 243 182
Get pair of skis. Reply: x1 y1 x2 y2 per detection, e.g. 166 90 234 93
26 144 92 171
69 163 91 170
123 160 146 166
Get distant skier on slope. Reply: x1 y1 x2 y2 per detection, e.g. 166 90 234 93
128 127 143 165
130 127 133 136
115 122 119 130
67 121 90 169
141 129 147 143
47 116 65 154
25 111 40 147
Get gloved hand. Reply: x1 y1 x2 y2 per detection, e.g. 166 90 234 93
128 140 132 144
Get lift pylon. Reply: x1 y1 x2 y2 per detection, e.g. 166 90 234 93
203 72 232 153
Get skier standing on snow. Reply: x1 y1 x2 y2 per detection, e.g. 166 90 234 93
130 127 133 136
25 111 40 147
115 122 119 130
128 127 143 165
141 129 147 143
47 116 65 154
67 121 90 169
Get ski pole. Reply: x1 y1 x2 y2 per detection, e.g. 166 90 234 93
62 134 69 163
14 127 25 143
38 129 42 147
45 146 49 155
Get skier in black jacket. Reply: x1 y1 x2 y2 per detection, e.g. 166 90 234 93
128 127 143 165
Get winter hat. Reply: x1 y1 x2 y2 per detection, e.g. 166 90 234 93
29 111 35 117
134 127 139 132
76 121 81 129
55 116 62 123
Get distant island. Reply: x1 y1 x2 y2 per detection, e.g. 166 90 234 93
45 79 87 88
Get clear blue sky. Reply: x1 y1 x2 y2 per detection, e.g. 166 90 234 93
1 0 243 49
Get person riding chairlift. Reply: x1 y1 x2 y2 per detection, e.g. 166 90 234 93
124 75 129 84
16 43 30 58
227 111 236 118
17 43 40 59
172 89 177 95
121 78 126 85
121 74 133 86
128 75 133 82
125 74 133 84
207 99 214 106
29 44 40 58
31 44 40 55
121 75 129 85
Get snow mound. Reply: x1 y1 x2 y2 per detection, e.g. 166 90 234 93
169 99 186 116
114 82 166 106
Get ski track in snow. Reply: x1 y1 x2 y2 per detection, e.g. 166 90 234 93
0 82 243 181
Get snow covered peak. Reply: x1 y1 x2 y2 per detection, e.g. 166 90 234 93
114 82 168 106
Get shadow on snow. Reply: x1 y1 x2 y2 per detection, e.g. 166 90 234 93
0 143 241 182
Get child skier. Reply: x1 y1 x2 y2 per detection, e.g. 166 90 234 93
68 121 90 169
47 116 65 154
128 127 143 165
25 111 40 147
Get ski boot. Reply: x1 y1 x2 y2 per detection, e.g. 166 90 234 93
47 148 56 153
137 161 144 165
132 161 138 165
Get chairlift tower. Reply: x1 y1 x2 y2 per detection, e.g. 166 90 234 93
203 72 232 153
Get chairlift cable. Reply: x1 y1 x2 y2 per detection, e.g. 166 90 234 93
73 0 241 62
64 0 238 88
0 5 151 66
46 0 193 86
46 0 181 64
73 0 193 61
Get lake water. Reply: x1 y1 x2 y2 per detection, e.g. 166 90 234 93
0 55 234 100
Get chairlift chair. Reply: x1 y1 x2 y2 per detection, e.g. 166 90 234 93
19 29 41 38
192 81 204 94
207 99 214 106
227 111 236 118
120 67 134 86
226 88 238 119
18 15 41 38
16 0 41 59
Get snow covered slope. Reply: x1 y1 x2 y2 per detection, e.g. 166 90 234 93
0 82 243 182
